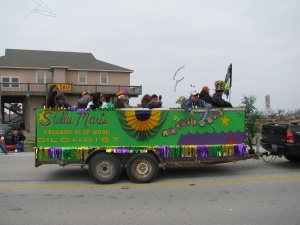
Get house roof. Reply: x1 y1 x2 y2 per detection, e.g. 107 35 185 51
0 49 133 72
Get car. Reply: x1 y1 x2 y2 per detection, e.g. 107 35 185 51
0 123 23 145
7 123 24 135
0 124 13 144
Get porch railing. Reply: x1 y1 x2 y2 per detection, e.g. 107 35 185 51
0 83 142 96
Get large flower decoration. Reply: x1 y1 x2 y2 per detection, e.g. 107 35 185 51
117 110 168 141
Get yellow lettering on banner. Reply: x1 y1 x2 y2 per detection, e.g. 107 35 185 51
83 137 93 142
73 138 82 142
43 130 72 135
38 138 46 142
37 137 107 144
113 137 119 141
93 130 110 135
75 130 90 135
101 137 109 143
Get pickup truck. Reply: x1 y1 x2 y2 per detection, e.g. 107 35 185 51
260 121 300 162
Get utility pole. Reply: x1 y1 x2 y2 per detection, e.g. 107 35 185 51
265 95 271 117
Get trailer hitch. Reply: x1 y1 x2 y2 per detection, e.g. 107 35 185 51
260 151 277 163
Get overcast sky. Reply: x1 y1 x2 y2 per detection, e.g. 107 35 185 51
1 0 299 112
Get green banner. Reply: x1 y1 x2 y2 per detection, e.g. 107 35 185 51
36 108 245 148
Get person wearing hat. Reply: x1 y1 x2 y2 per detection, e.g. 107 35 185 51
46 85 59 108
116 89 128 97
77 90 91 108
181 90 212 117
212 80 232 107
114 89 132 108
147 94 163 109
114 94 128 109
199 86 212 104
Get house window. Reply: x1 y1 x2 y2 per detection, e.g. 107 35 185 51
78 72 87 84
100 72 108 84
1 77 20 88
36 71 53 83
11 77 19 87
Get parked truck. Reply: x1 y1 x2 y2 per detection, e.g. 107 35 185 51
261 121 300 162
35 107 260 184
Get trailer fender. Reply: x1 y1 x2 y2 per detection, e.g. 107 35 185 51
84 148 107 165
148 149 166 170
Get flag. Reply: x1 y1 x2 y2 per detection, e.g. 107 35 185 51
224 63 232 98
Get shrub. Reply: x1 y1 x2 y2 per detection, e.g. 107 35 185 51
240 95 263 151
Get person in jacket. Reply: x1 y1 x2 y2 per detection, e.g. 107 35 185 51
77 90 91 108
199 86 212 104
11 130 26 152
211 80 232 107
46 85 59 108
102 95 115 109
139 94 151 108
114 94 128 109
0 136 8 155
86 92 105 110
181 90 212 118
114 89 131 108
56 91 71 108
147 94 163 109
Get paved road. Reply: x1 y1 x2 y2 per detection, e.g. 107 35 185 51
1 151 300 225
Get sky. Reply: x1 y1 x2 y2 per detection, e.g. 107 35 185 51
1 0 300 112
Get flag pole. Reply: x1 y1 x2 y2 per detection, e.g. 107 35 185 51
229 63 232 102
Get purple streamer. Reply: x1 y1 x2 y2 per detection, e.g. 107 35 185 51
55 148 62 159
115 148 130 153
197 146 209 158
157 146 170 158
234 144 247 156
166 146 170 158
49 148 55 158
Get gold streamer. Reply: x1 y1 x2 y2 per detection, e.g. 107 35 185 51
182 146 193 157
228 145 234 156
106 149 114 153
35 147 38 159
44 148 48 159
222 145 235 156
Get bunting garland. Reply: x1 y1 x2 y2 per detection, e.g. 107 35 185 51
35 144 247 161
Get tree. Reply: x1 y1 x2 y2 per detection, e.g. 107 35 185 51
240 95 263 153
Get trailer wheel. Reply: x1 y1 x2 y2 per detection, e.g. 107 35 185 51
284 156 300 162
88 153 122 184
126 154 159 183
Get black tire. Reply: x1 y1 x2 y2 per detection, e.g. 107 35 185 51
284 156 300 162
88 153 122 184
126 154 159 183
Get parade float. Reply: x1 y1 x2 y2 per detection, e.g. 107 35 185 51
35 106 261 184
